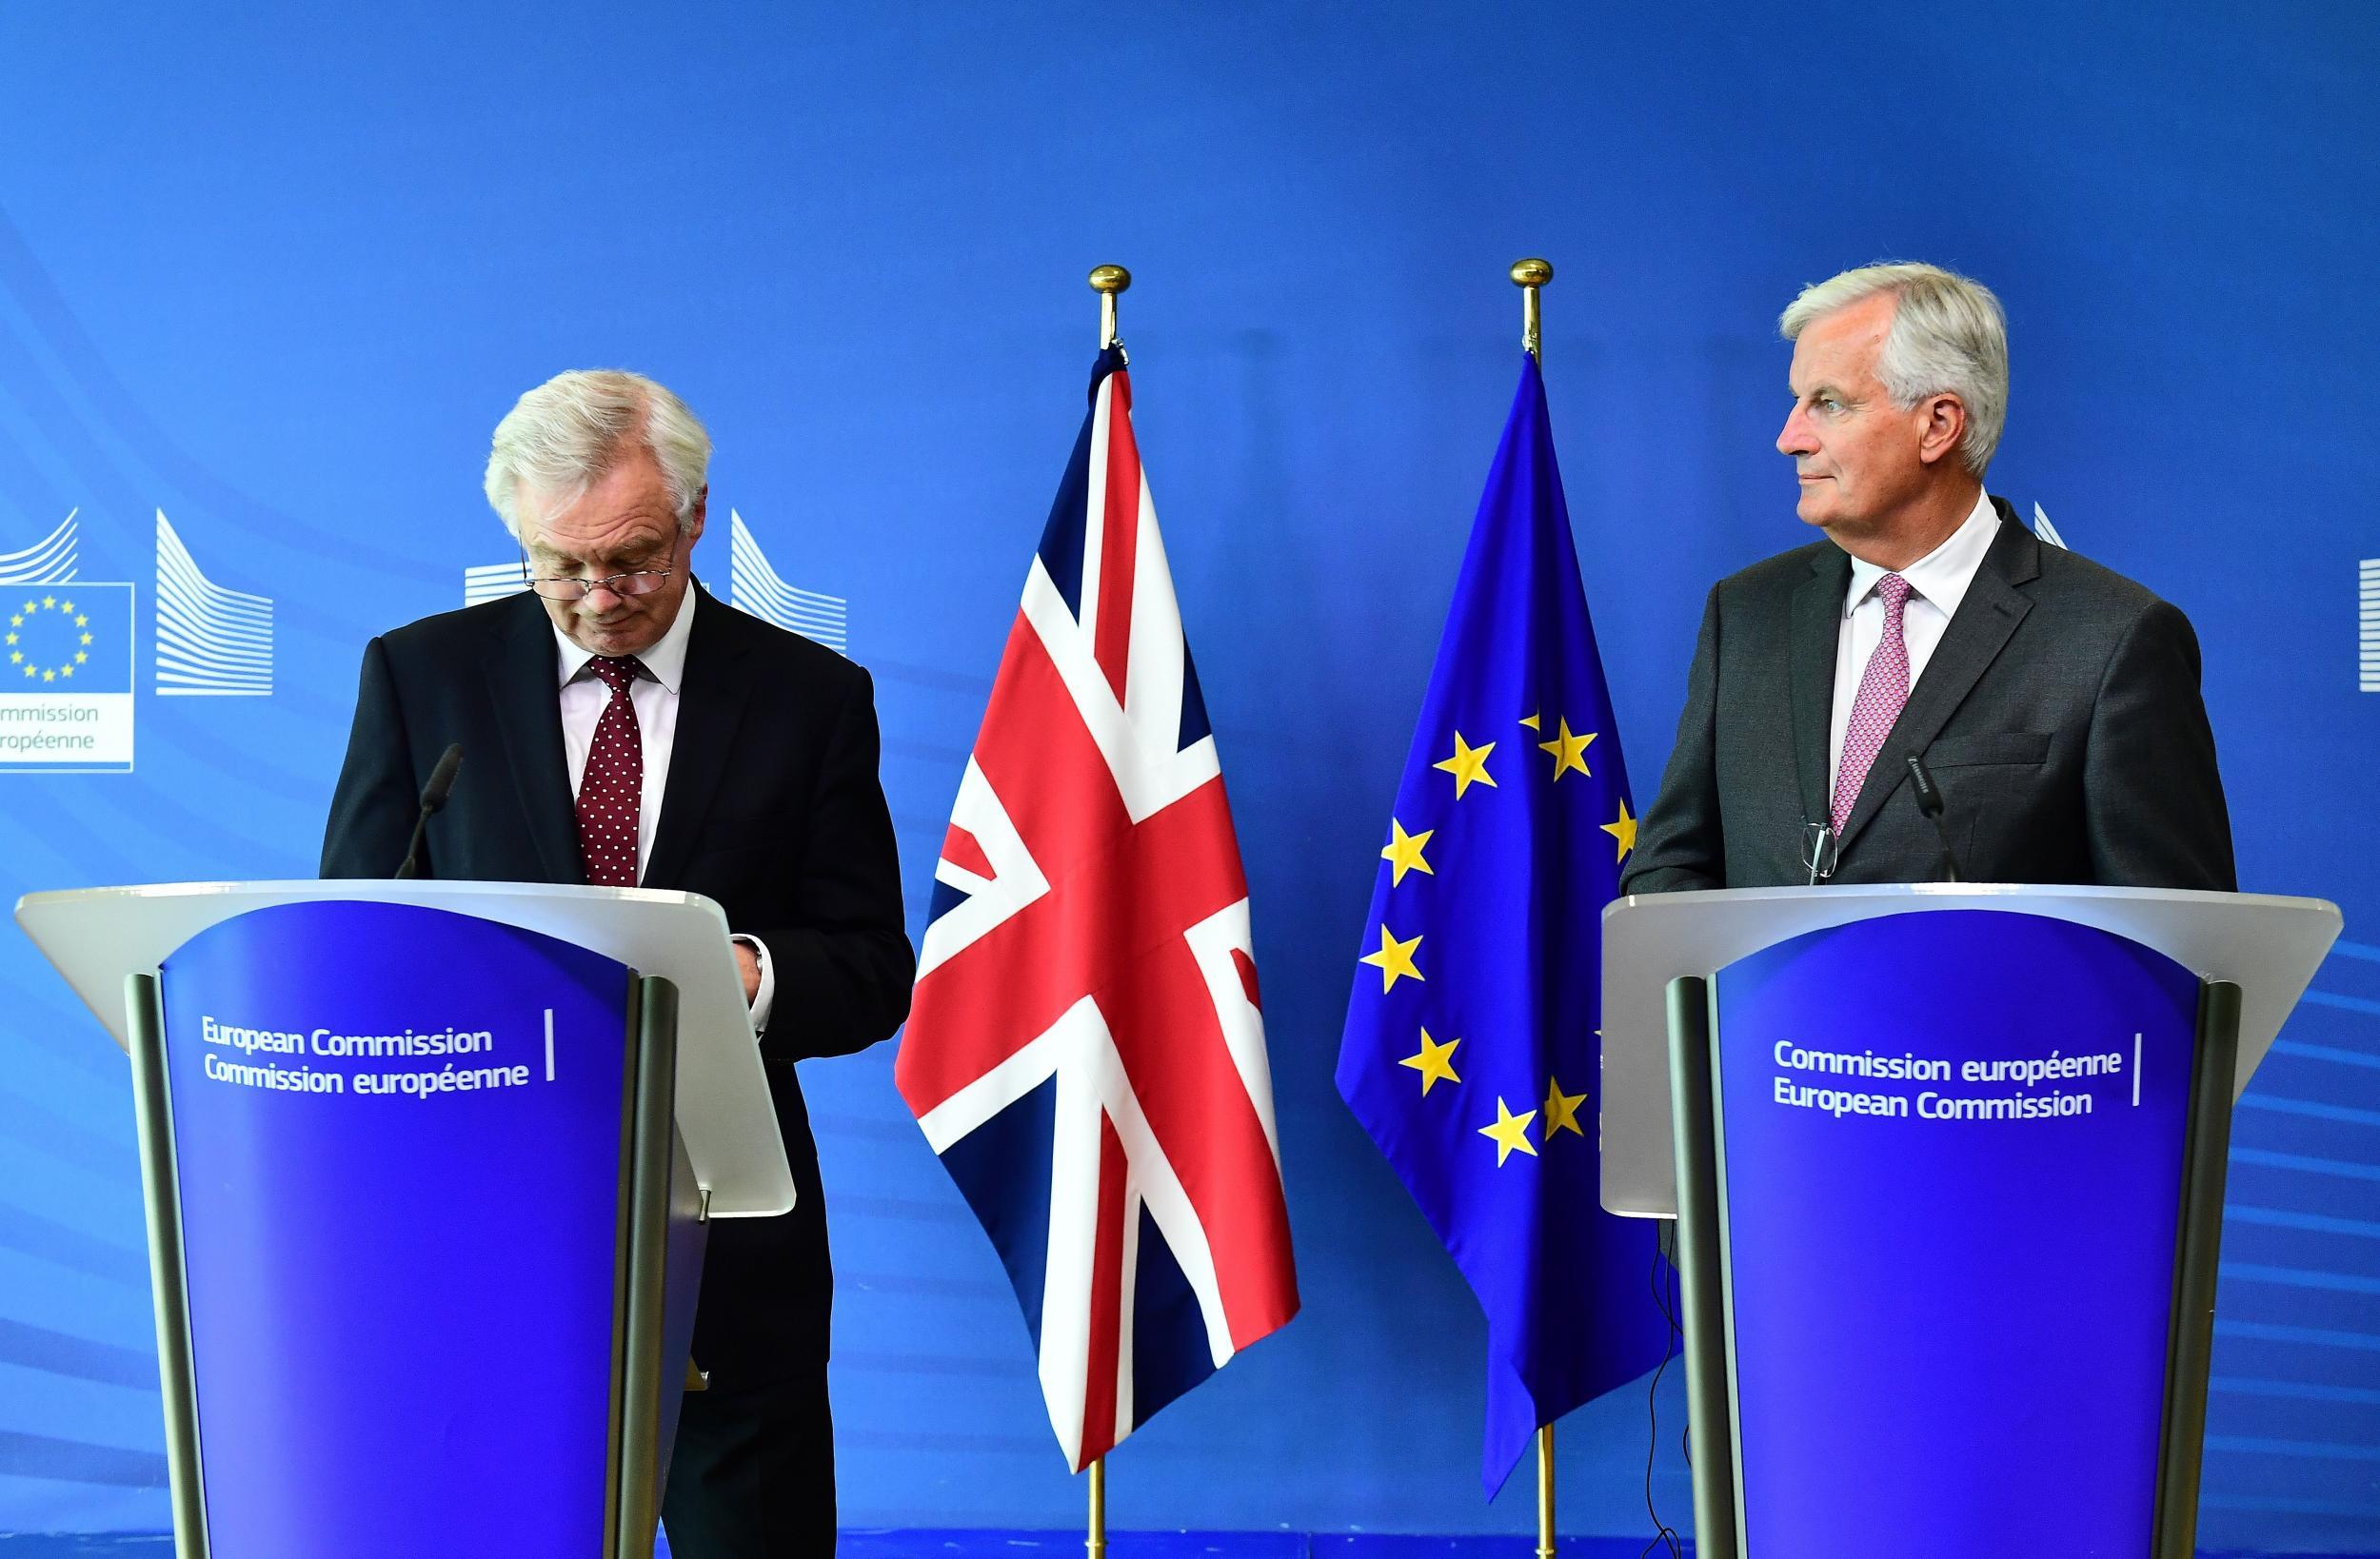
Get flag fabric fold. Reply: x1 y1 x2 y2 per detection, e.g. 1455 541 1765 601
897 347 1299 1472
1336 352 1668 1493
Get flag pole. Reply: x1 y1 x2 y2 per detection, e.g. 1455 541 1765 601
1517 252 1559 1559
1536 1425 1557 1557
1081 261 1126 1559
1511 256 1552 359
1090 263 1132 351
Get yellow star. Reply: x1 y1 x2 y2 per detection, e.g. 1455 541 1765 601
57 664 72 680
74 614 88 628
1518 712 1541 731
8 650 20 663
1433 732 1497 799
1380 819 1435 885
80 632 92 646
7 613 20 627
1601 799 1638 861
41 595 54 609
1398 1028 1461 1095
3 630 14 643
59 601 74 615
1542 1076 1588 1139
21 599 36 613
41 667 55 682
1359 924 1424 993
1537 719 1597 781
1478 1097 1539 1166
73 650 87 664
20 664 32 679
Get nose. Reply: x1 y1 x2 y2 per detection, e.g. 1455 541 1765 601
1777 402 1816 460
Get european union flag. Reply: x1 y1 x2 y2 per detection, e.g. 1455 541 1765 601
1336 353 1668 1493
4 582 131 692
1 580 135 772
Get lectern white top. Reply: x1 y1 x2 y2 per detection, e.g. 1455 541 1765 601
14 879 796 1216
1599 882 2342 1219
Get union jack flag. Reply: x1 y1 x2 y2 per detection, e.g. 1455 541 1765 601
897 347 1299 1470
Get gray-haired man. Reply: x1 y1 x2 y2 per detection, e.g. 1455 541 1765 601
1623 263 2235 894
324 370 913 1555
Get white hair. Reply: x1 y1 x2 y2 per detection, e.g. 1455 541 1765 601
1780 263 2008 477
484 369 712 540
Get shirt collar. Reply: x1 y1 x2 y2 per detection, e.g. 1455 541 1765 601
552 582 697 693
1843 488 2000 619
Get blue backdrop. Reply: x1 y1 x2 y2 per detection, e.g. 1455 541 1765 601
1 3 2373 1552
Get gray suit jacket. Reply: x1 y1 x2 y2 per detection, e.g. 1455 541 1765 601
1621 499 2236 893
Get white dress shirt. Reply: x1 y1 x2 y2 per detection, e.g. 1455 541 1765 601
1828 488 2000 787
554 589 776 1033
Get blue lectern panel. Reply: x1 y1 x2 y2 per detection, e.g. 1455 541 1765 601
1713 909 2200 1557
158 900 631 1557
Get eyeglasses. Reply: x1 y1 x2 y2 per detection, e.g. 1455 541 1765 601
1798 821 1839 885
524 566 673 602
520 542 677 602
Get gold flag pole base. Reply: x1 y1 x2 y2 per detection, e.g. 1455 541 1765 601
1511 257 1553 359
1536 1423 1557 1558
1087 1454 1108 1559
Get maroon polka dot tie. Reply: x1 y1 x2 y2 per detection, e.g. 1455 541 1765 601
576 655 646 887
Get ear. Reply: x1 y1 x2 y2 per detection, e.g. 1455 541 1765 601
685 486 708 547
1915 394 1969 467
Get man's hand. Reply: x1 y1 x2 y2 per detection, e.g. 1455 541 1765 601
734 939 762 1005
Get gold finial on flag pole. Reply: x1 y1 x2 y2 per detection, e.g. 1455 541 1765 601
1511 257 1553 358
1087 1455 1108 1558
1089 265 1132 352
1536 1424 1557 1558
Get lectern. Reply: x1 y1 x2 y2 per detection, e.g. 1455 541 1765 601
15 879 793 1559
1600 884 2341 1559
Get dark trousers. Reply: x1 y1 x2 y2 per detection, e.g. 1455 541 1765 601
662 1359 836 1558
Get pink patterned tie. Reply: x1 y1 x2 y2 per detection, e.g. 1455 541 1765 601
1831 573 1914 837
576 655 645 887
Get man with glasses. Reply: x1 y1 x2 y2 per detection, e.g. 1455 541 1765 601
322 368 913 1557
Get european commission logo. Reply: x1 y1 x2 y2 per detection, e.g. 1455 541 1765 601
155 509 273 697
0 506 78 582
458 507 849 654
2360 558 2377 694
3 509 132 771
462 562 531 607
729 510 846 653
1 506 277 773
0 511 134 773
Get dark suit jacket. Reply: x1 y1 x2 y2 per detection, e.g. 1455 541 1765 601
321 582 914 1384
1622 500 2236 894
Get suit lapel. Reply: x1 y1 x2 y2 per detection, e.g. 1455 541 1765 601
645 585 758 889
1836 512 2041 850
1790 545 1851 829
483 597 585 883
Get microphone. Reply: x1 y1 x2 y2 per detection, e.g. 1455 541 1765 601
394 743 464 880
1903 753 1965 884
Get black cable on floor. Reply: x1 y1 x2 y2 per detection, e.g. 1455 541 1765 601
1639 1235 1685 1558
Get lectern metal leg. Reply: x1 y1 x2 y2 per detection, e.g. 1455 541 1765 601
656 1116 711 1478
1665 975 1740 1559
608 975 684 1559
2152 979 2242 1559
126 973 210 1559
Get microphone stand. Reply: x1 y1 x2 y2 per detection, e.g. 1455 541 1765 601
395 744 465 879
1903 754 1966 884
